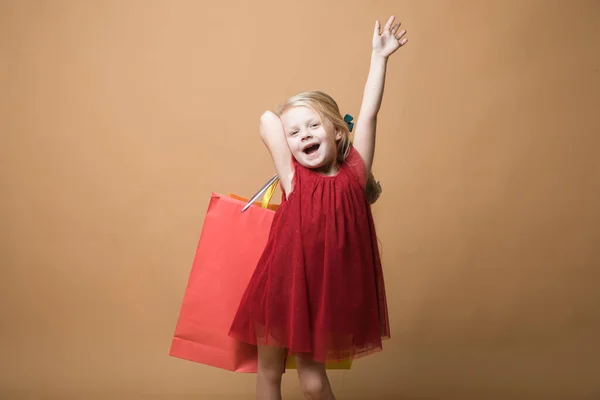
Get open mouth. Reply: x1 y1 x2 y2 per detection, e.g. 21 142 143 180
303 144 320 155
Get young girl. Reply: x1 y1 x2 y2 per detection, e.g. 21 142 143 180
229 15 408 400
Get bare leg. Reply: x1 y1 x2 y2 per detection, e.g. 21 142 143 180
256 345 287 400
295 354 335 400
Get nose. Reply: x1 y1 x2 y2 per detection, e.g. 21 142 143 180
301 130 313 140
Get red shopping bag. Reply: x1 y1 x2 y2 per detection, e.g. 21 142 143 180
169 185 278 372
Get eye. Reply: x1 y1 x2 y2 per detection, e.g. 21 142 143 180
310 123 320 128
289 131 298 136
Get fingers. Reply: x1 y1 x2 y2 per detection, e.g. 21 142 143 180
383 15 395 32
396 28 407 46
376 15 408 46
395 28 407 41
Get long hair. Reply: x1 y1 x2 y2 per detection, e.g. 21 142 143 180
276 90 382 204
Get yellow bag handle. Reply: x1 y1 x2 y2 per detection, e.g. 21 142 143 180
229 177 280 212
261 177 279 208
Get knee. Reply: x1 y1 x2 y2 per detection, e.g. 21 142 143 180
258 362 284 383
299 375 328 399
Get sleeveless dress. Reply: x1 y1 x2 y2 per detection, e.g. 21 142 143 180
229 146 390 363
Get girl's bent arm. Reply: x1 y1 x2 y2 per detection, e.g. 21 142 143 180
259 111 294 195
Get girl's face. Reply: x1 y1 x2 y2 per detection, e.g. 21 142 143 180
281 106 342 176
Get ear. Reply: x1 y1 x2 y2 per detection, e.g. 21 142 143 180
335 129 343 141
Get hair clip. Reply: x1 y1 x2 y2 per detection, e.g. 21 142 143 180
344 114 354 132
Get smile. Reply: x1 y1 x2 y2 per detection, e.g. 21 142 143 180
303 144 320 155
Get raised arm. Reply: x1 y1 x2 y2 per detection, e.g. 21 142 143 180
259 111 294 196
353 15 408 174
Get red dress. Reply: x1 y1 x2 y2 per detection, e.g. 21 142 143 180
229 146 390 363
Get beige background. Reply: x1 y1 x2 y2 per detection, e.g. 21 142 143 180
1 0 599 399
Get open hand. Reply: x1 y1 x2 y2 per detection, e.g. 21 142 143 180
372 15 407 58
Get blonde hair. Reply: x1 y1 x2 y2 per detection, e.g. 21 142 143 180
276 90 382 204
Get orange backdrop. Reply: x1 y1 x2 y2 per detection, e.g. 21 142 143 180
1 0 599 399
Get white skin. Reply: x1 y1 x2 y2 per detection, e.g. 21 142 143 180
280 106 342 177
255 15 408 400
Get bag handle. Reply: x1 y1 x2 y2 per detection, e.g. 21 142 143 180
260 177 279 208
228 176 280 212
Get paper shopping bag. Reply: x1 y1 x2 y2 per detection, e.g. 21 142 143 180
169 187 278 372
